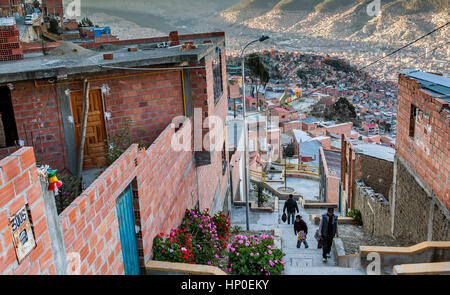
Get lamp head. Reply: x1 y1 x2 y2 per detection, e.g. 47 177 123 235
259 35 270 42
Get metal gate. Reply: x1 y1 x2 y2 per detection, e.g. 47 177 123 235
116 185 140 275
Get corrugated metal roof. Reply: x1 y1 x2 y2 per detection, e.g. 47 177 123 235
400 70 450 101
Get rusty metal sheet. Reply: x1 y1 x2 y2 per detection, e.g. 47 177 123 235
10 206 36 264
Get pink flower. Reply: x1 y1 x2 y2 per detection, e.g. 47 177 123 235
207 261 211 265
230 247 235 252
236 252 239 256
250 253 254 257
269 260 274 267
215 254 219 259
268 250 272 254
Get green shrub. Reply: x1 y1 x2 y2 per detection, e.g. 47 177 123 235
346 209 363 226
106 120 146 165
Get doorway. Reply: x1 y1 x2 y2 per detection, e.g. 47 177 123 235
70 88 107 170
0 86 19 148
116 184 141 275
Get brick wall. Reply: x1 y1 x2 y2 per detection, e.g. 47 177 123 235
43 0 64 17
0 147 56 274
396 74 449 209
1 115 228 274
2 69 186 172
5 81 67 171
58 145 140 275
325 122 353 137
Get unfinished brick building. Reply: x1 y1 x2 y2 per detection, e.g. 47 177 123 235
0 32 232 274
340 70 449 243
393 70 449 242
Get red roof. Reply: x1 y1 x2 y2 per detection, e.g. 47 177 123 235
273 107 289 113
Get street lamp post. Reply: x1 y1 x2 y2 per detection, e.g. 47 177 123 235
241 35 269 231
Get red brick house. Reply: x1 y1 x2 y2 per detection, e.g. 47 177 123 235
393 70 449 242
0 32 234 274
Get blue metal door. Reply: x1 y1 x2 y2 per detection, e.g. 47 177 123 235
116 185 140 275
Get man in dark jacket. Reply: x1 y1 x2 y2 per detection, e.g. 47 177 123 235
283 194 299 224
318 207 338 263
294 215 309 248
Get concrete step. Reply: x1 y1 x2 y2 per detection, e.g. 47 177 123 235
284 266 365 275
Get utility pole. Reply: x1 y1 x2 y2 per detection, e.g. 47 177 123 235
76 79 90 179
241 35 269 231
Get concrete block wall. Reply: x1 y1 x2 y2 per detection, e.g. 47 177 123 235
354 153 393 201
0 147 56 274
353 181 391 237
393 157 449 243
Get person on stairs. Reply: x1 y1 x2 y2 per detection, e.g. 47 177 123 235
283 194 299 224
318 207 339 263
294 215 308 249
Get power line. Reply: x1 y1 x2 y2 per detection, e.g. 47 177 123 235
294 21 449 99
383 40 450 76
359 21 449 71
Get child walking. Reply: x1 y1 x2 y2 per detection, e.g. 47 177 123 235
294 215 309 248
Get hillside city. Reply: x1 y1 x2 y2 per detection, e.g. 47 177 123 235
0 0 448 277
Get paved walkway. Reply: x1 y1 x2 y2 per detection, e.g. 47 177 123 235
230 199 364 274
278 200 364 275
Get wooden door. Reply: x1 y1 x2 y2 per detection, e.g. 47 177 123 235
70 89 107 170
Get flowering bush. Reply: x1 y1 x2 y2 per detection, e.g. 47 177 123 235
152 229 195 264
179 208 226 265
211 212 231 249
226 234 285 275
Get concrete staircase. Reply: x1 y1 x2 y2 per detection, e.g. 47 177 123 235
278 200 365 275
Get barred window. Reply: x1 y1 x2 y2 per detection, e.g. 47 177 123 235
213 47 223 105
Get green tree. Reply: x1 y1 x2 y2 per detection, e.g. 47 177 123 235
247 53 270 111
324 97 357 123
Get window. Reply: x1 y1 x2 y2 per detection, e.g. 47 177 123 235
213 47 223 105
409 104 417 137
0 86 19 148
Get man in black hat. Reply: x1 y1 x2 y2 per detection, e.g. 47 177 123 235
283 194 299 224
318 207 339 263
